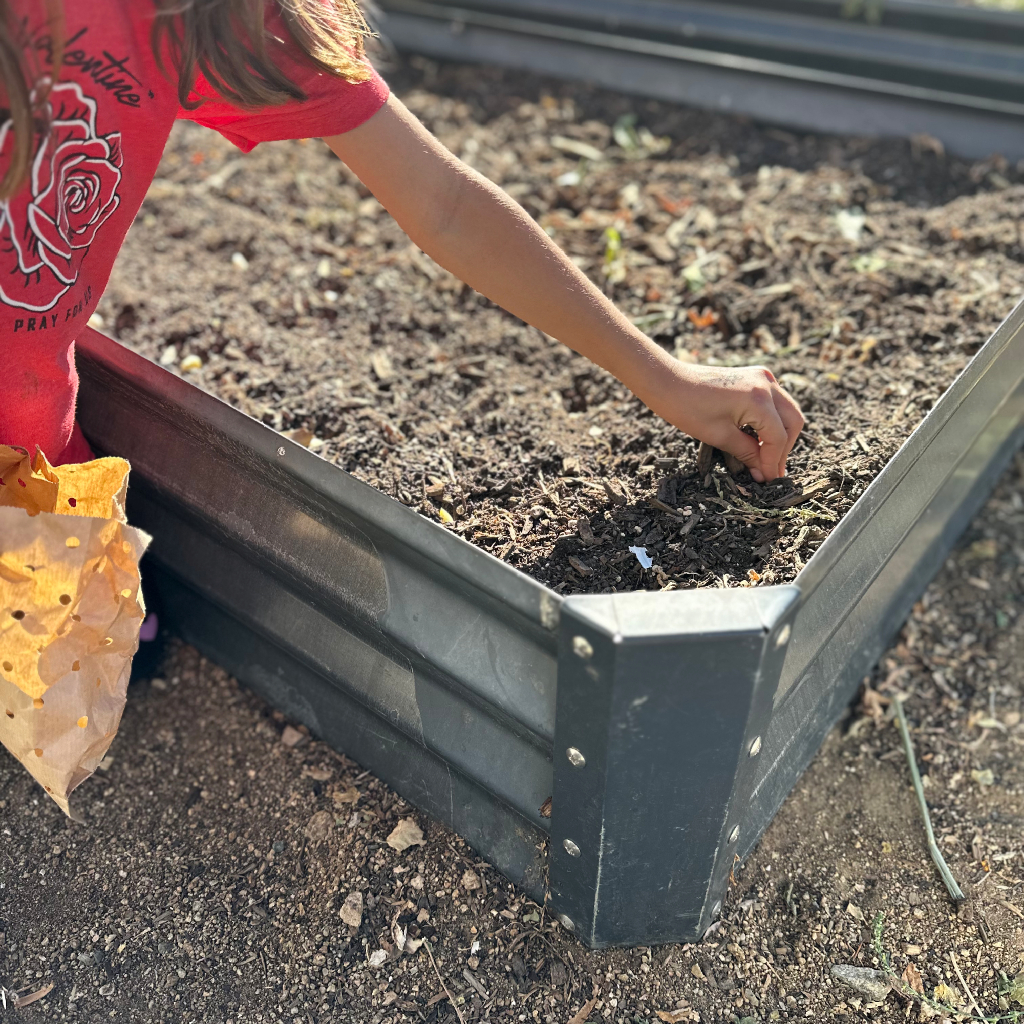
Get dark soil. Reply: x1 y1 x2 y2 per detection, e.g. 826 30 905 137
96 59 1024 595
1 457 1022 1023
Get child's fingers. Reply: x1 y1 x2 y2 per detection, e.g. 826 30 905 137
772 385 806 477
744 399 790 483
722 429 766 482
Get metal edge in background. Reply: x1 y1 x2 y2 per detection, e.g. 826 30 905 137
376 2 1024 159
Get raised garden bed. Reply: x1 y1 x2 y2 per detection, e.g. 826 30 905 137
100 64 1024 597
80 63 1024 947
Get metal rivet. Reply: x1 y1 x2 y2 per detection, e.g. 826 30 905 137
774 623 791 648
748 735 762 758
712 901 722 918
557 914 575 932
727 825 740 844
566 747 586 768
276 446 286 457
563 838 581 857
572 636 594 660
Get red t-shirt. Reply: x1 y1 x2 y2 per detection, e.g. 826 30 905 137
0 0 388 464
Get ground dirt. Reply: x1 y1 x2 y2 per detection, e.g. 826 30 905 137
2 57 1023 1024
96 59 1024 595
1 458 1022 1024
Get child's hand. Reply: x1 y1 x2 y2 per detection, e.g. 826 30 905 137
632 358 804 483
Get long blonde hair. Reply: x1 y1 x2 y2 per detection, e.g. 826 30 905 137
0 0 372 198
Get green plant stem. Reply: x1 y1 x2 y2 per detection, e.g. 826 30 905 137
895 697 966 902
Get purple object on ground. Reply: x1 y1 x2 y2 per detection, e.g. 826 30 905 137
139 613 159 642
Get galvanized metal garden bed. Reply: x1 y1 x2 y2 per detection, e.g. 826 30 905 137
75 299 1024 947
376 0 1024 159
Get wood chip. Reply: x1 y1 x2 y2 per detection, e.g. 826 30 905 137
567 555 592 576
649 496 684 518
773 479 832 507
568 998 597 1024
696 441 715 478
601 478 627 506
371 351 395 382
13 983 54 1008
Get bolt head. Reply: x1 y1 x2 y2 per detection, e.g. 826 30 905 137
563 838 581 857
727 825 740 844
276 446 287 457
566 747 586 768
572 635 594 660
712 901 722 918
557 914 575 932
748 735 762 758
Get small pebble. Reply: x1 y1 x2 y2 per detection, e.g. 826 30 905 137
830 965 891 1002
179 354 203 372
231 251 249 270
339 891 363 928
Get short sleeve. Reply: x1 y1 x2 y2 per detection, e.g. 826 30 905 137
176 25 389 151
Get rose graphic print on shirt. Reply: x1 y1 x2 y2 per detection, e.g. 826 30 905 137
0 80 123 312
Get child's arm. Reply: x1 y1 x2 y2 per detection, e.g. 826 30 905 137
325 95 803 483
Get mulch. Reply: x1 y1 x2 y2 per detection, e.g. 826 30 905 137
97 58 1024 596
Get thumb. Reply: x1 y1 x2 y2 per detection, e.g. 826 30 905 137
719 429 766 483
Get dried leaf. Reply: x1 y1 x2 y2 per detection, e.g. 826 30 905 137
386 817 425 852
933 983 961 1007
332 786 361 806
902 962 925 996
656 1010 694 1023
539 796 552 819
846 902 865 923
862 687 890 725
367 949 388 967
305 810 334 844
284 427 315 448
687 306 718 329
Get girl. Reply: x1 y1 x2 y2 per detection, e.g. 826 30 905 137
0 0 802 483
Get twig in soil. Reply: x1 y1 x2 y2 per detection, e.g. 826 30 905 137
894 697 965 902
568 997 597 1024
951 952 985 1020
425 940 467 1024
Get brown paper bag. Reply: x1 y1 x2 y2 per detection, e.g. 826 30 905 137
0 445 149 813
